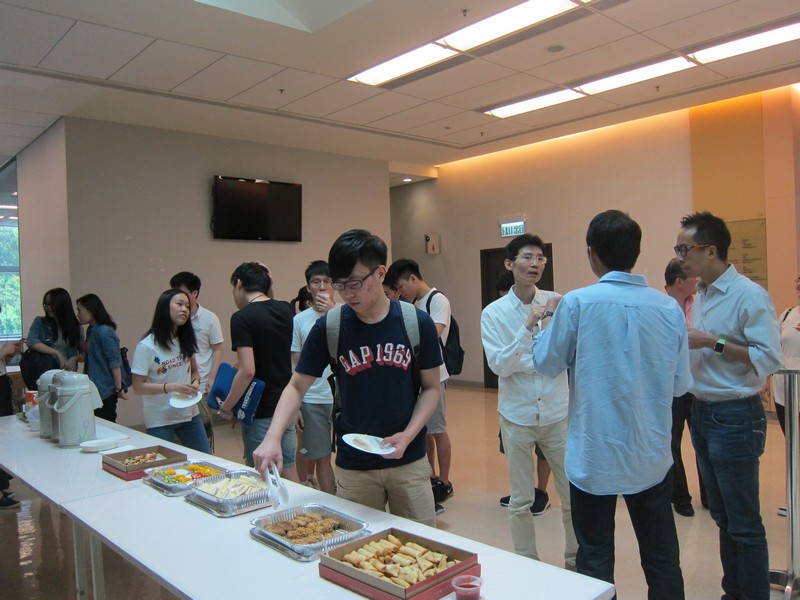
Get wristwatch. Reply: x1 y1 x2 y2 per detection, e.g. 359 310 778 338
713 338 726 356
542 310 554 319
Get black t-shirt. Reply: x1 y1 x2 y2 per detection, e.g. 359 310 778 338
297 301 442 470
230 299 293 419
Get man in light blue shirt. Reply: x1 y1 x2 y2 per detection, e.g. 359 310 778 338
533 210 691 599
676 211 781 600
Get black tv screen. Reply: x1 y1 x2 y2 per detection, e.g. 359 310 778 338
212 175 302 241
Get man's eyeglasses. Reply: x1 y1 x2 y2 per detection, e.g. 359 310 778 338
331 267 379 291
518 253 548 264
308 278 332 288
673 243 709 258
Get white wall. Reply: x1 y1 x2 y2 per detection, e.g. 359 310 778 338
391 110 695 385
19 117 390 426
18 119 70 327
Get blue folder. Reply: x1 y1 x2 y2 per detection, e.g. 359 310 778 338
207 362 265 425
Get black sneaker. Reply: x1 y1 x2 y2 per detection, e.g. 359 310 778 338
435 503 445 515
0 493 20 510
432 478 453 503
1 490 15 500
500 495 510 507
531 488 550 516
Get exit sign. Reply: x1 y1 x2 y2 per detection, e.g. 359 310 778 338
501 221 525 237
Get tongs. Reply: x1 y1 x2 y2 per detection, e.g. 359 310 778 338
267 461 290 508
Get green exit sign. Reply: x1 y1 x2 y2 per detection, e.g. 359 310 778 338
501 221 525 237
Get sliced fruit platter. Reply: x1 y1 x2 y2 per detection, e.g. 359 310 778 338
143 461 227 496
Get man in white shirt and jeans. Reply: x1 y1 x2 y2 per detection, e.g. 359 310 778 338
480 234 577 569
392 259 454 512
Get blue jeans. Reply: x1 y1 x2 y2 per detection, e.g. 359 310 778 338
570 470 684 600
147 415 210 454
690 396 768 600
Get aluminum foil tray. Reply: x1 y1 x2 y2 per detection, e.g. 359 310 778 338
185 469 271 517
143 461 227 497
250 503 368 557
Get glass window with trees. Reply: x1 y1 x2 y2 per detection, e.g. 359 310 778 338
0 159 21 339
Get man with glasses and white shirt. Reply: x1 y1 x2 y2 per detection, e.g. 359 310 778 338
676 211 781 600
481 234 577 569
254 230 442 525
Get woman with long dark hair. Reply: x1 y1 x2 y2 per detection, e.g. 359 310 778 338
131 289 207 452
76 293 127 423
27 287 83 370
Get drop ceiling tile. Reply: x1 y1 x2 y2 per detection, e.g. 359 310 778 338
697 39 800 78
110 40 223 90
589 65 725 106
506 95 618 128
0 4 74 67
230 68 337 109
367 102 463 133
38 21 154 79
326 92 426 125
0 139 29 154
403 110 498 139
529 34 670 86
392 59 518 101
481 13 635 73
280 80 382 118
599 0 736 32
0 108 59 128
172 55 283 100
645 0 800 49
438 73 552 110
438 119 530 146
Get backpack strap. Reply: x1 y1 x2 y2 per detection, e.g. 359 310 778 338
424 289 441 315
781 307 793 325
326 304 343 363
399 301 420 359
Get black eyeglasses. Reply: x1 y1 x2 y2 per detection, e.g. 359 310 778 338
331 267 379 291
674 243 709 258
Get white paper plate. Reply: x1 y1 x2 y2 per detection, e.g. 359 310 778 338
80 438 119 453
169 390 202 408
342 433 396 455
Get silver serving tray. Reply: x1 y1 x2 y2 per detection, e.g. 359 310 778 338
143 460 227 497
250 503 368 557
185 469 271 516
249 526 373 562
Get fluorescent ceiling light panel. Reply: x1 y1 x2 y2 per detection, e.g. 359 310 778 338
438 0 577 52
486 89 584 118
690 22 800 64
577 57 694 95
349 44 457 85
0 205 17 210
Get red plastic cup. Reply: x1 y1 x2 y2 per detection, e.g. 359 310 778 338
452 574 482 599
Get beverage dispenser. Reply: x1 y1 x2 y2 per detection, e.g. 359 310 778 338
35 369 63 440
47 371 72 444
53 373 102 448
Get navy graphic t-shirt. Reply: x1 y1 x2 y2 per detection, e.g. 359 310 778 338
296 301 442 470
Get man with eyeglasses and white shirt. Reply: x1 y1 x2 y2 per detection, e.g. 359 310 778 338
481 233 577 569
676 211 781 600
254 230 442 525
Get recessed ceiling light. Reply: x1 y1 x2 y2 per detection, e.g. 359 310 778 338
0 205 17 210
349 44 457 86
577 57 694 95
689 21 800 64
403 177 413 182
486 89 585 118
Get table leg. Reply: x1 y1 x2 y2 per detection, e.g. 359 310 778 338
71 521 88 599
89 532 106 600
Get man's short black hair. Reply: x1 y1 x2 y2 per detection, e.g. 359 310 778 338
586 210 641 271
230 262 271 293
390 258 422 283
304 260 330 284
170 271 201 293
328 229 387 280
680 211 731 262
505 234 545 261
664 258 688 286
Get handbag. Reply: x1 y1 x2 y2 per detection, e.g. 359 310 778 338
19 349 59 390
206 362 265 425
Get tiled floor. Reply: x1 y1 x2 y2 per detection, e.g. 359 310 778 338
0 386 793 599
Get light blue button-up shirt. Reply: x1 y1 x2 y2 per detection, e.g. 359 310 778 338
533 271 691 495
689 264 782 401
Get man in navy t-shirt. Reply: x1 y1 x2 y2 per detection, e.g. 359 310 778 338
254 229 442 525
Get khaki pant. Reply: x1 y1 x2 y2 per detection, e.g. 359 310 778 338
500 414 577 565
335 457 436 527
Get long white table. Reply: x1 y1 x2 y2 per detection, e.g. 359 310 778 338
0 416 615 600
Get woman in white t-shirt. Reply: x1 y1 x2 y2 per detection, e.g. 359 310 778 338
132 289 208 453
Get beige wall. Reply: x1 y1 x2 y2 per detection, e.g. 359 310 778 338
19 117 391 426
391 111 696 385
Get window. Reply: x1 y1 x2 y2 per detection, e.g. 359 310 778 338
0 160 21 339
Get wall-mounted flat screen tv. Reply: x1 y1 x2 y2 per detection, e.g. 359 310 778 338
211 175 302 241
